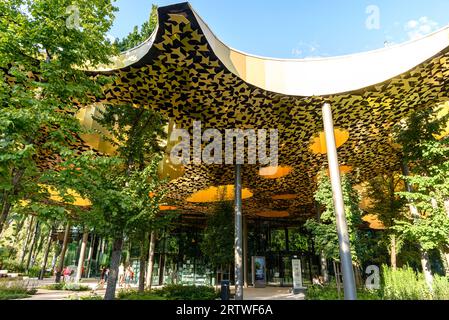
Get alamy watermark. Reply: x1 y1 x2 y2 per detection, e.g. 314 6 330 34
66 5 80 30
365 265 380 290
169 121 279 166
366 5 381 30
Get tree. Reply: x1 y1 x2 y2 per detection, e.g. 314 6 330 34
200 200 234 282
305 173 368 266
0 0 117 235
115 4 158 52
393 105 449 284
365 173 407 269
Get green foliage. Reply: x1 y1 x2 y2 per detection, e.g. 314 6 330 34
0 0 118 232
382 265 449 300
80 294 103 300
0 259 41 277
115 5 158 51
117 289 167 300
392 106 449 254
118 285 218 300
432 274 449 300
159 284 219 300
305 173 368 264
382 265 431 300
200 201 234 269
305 285 380 300
0 279 36 300
43 283 90 291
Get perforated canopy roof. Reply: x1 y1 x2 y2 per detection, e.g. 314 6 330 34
88 2 449 220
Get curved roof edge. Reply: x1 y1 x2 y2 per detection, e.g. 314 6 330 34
91 2 449 96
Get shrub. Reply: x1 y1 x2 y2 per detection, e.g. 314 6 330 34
117 290 167 300
0 279 36 300
26 266 42 278
43 283 91 292
431 275 449 300
0 260 47 278
81 294 104 300
159 285 219 300
381 265 431 300
305 285 380 300
117 285 219 300
0 260 25 273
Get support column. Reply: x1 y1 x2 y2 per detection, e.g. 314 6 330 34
75 231 89 283
234 164 243 300
322 102 357 300
243 216 248 288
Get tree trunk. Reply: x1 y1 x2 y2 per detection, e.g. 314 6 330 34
146 231 157 289
85 234 95 278
26 221 40 272
138 234 147 292
32 228 46 268
420 249 433 290
55 224 70 283
0 200 12 236
0 168 25 236
13 215 27 240
39 227 53 280
104 236 123 300
401 161 433 289
390 235 397 270
158 251 166 286
75 231 89 283
51 240 61 271
19 216 34 266
320 251 329 283
98 238 106 267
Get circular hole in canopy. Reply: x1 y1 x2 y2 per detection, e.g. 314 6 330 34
186 185 253 203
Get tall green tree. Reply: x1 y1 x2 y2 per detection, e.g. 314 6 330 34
393 105 449 282
0 0 117 235
305 173 368 266
115 4 158 51
365 173 407 269
200 200 234 282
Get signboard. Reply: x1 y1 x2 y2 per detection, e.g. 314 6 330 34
292 259 303 290
252 256 266 288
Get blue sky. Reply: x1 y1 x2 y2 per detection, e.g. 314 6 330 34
109 0 449 58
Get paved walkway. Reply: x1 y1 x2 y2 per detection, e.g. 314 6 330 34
16 278 304 300
243 287 305 300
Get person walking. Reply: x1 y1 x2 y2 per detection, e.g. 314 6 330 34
118 263 125 287
63 266 71 283
125 265 135 289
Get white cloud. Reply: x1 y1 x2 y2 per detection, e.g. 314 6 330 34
404 16 439 40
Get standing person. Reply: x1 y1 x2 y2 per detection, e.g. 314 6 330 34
63 266 71 283
118 263 125 287
99 266 106 287
125 265 134 289
105 267 109 283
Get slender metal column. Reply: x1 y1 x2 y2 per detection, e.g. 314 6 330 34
234 164 244 300
322 103 357 300
243 216 248 288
